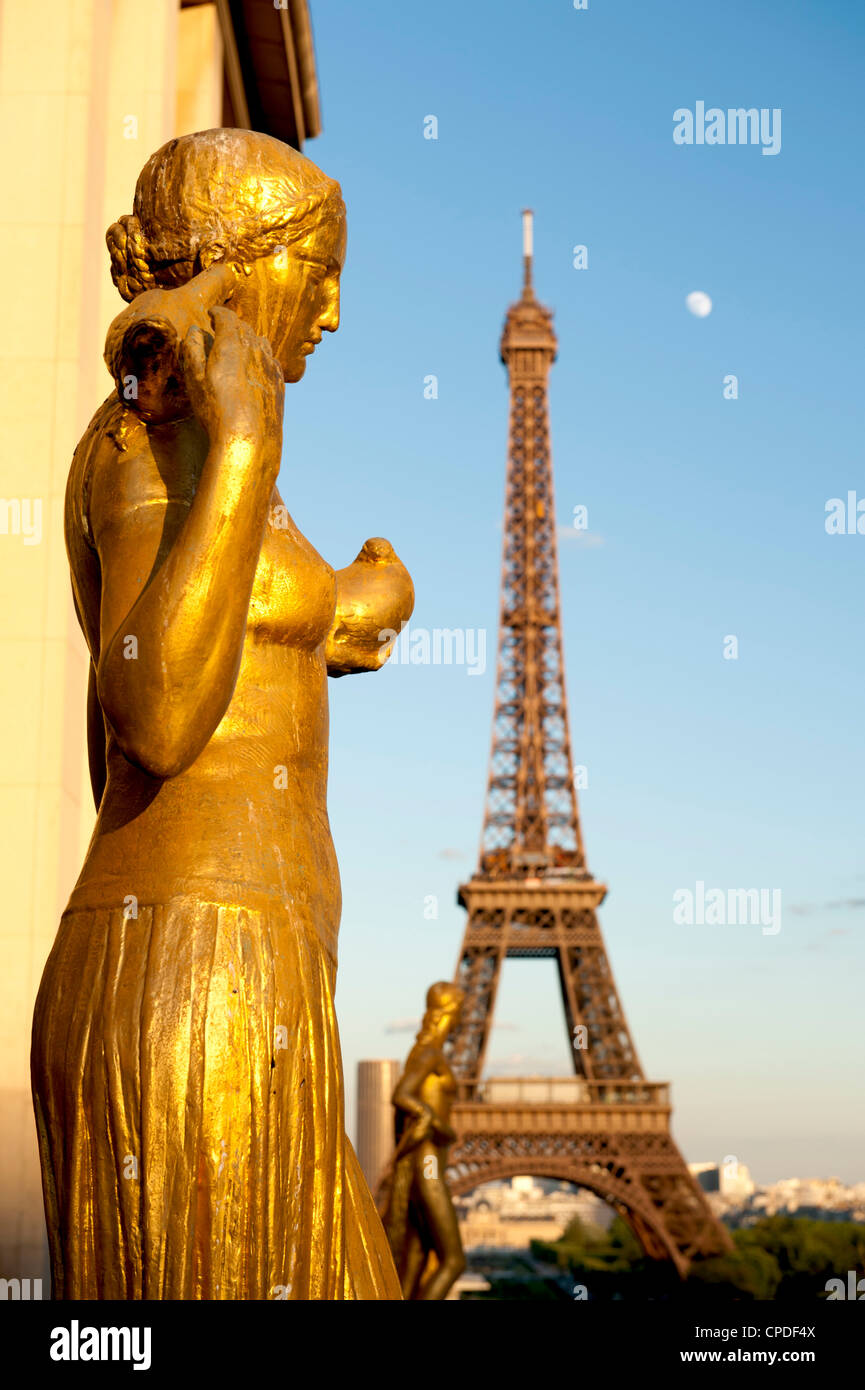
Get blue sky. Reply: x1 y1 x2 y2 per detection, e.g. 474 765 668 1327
278 0 865 1184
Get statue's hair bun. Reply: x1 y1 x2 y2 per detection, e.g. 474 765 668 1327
106 214 157 303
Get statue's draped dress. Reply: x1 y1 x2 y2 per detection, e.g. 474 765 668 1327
31 398 401 1300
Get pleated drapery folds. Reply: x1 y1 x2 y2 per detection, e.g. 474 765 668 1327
31 893 401 1300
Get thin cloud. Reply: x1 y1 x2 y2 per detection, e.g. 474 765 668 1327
791 899 865 917
558 526 604 547
385 1016 519 1034
486 1051 557 1073
807 926 853 952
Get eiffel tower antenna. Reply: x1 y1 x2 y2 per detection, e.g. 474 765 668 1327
444 214 732 1273
522 208 533 291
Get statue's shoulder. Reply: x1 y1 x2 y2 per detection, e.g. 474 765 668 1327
67 395 202 553
65 396 133 552
405 1040 441 1073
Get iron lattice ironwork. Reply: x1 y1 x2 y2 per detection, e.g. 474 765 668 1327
447 217 731 1272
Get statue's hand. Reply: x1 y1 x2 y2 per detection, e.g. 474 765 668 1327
405 1110 434 1147
180 307 284 469
325 538 415 676
432 1122 456 1145
104 263 239 423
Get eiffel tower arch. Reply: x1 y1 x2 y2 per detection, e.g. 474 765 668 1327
445 214 731 1276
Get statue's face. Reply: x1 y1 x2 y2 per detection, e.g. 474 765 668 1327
229 207 346 383
438 999 463 1034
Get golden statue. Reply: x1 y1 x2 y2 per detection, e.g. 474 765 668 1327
380 982 467 1300
30 129 414 1300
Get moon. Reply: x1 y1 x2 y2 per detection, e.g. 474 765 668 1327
686 291 713 318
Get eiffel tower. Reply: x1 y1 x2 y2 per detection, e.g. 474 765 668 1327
445 213 731 1274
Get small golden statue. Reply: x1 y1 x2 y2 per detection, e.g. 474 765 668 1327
31 129 413 1300
380 982 467 1300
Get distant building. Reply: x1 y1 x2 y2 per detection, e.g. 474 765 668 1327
457 1175 613 1251
740 1176 865 1224
689 1163 721 1193
689 1161 755 1200
356 1059 401 1195
689 1169 865 1228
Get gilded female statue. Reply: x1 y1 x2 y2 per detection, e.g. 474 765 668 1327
31 129 413 1300
380 982 467 1300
